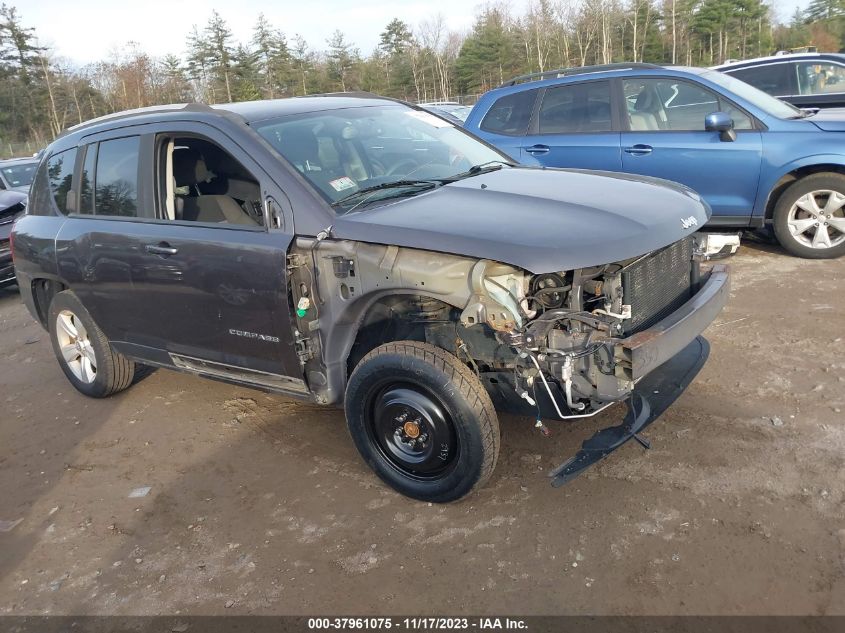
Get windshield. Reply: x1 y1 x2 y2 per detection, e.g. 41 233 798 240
701 69 803 119
254 104 509 212
1 162 37 188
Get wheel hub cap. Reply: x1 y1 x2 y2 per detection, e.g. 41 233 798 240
402 420 421 439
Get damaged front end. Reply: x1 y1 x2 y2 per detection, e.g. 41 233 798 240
459 236 730 485
289 233 729 487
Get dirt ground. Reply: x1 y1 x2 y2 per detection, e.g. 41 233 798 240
0 241 844 616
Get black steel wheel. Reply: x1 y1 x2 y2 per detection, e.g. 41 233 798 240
368 383 459 480
345 341 500 503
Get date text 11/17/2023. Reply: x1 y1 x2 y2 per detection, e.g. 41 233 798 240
306 617 528 630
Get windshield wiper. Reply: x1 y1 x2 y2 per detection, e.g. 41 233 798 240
332 179 441 212
442 160 510 182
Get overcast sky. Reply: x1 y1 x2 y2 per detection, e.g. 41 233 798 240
23 0 808 67
24 0 484 65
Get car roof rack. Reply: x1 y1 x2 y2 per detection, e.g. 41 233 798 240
500 62 663 87
304 91 381 99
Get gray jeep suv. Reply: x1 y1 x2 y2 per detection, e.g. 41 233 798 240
12 95 729 502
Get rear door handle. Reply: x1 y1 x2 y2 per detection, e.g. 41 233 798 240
145 242 178 256
623 144 653 156
523 144 550 155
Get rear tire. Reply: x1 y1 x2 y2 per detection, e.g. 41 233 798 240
773 173 845 259
344 341 500 503
48 290 136 398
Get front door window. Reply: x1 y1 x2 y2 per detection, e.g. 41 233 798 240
622 78 753 131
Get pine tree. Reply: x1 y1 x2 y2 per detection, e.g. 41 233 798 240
205 11 235 102
326 30 356 91
253 14 291 98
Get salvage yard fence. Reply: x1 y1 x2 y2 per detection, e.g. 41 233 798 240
1 140 41 160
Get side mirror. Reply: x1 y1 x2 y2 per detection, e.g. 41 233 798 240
705 112 736 142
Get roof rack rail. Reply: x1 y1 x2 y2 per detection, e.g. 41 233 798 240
500 63 662 87
305 91 380 98
66 102 218 133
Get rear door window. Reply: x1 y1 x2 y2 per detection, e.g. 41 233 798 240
94 137 140 217
47 148 78 215
538 81 612 134
480 89 538 136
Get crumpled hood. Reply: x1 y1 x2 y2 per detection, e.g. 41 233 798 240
332 167 710 273
808 108 845 131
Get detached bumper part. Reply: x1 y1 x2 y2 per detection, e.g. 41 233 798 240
549 265 729 486
694 232 741 259
549 336 709 486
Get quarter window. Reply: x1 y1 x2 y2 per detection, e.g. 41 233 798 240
538 81 612 134
46 148 78 215
480 89 538 136
95 137 140 217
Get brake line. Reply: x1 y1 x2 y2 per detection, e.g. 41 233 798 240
523 351 614 420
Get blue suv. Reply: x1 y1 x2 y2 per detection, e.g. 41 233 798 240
465 62 845 259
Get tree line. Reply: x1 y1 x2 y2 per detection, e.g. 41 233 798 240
1 0 844 153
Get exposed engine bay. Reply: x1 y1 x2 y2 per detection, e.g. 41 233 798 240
286 235 702 419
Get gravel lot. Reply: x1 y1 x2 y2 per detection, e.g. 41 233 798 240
1 241 844 616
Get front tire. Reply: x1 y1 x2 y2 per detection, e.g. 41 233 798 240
773 173 845 259
48 290 136 398
345 341 500 503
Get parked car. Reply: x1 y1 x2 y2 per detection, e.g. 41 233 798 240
418 101 472 125
0 189 27 287
0 157 39 192
713 53 845 110
465 62 845 259
12 96 728 502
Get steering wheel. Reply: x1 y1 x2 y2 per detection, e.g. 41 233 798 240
386 159 419 177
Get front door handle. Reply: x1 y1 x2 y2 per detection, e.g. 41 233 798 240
145 242 178 257
623 144 653 156
524 144 550 155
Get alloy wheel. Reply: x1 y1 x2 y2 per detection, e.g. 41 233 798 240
787 190 845 249
55 309 97 384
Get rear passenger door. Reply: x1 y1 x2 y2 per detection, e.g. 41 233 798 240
519 80 622 170
58 122 304 389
